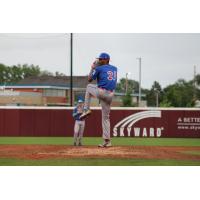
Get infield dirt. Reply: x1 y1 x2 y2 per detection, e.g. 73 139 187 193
0 145 200 161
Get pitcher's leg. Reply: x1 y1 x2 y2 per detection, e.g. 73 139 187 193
84 84 99 109
98 91 114 147
100 100 111 140
80 84 99 119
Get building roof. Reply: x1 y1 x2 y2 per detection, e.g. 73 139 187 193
2 75 95 89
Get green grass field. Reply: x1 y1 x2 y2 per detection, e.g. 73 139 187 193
0 137 200 166
1 158 200 166
0 137 200 146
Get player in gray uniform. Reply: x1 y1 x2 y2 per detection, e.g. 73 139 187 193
72 99 85 146
80 53 117 147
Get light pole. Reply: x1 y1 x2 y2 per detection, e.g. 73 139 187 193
154 88 159 107
70 33 73 106
125 72 131 94
193 65 197 101
136 57 142 107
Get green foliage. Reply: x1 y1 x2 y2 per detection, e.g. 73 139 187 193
20 64 40 78
40 70 54 76
161 79 195 107
114 75 200 108
196 74 200 85
55 71 66 76
146 78 200 108
0 63 40 84
122 92 133 107
0 63 66 85
146 81 163 107
116 78 141 107
116 78 139 93
159 100 172 107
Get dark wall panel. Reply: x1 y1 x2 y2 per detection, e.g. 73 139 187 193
0 108 199 138
0 110 4 136
4 109 20 136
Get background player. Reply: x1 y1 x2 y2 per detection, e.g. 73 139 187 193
80 52 117 147
72 99 85 146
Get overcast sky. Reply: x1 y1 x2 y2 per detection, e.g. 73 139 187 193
0 33 199 89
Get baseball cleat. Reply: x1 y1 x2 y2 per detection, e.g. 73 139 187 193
73 142 76 146
98 141 112 148
79 109 92 119
78 142 82 146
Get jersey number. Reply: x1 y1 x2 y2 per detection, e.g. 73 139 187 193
107 71 116 81
107 71 117 81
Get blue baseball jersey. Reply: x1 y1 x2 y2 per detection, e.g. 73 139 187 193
72 107 84 121
91 64 117 91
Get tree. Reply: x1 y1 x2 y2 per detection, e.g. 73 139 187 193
116 78 139 93
116 78 140 107
0 63 7 83
146 81 163 107
161 79 194 107
122 92 133 107
159 99 172 107
195 74 200 99
196 74 200 85
0 65 14 84
39 70 54 76
55 71 66 76
20 64 40 78
11 65 24 82
0 63 54 84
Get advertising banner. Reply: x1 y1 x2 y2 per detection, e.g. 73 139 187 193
0 107 199 138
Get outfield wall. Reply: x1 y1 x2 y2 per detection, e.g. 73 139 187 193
0 107 200 138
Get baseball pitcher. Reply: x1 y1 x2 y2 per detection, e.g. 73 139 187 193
80 52 117 147
72 99 85 146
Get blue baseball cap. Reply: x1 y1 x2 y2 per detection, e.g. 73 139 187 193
97 52 110 60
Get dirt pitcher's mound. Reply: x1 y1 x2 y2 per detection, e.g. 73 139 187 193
0 145 200 160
